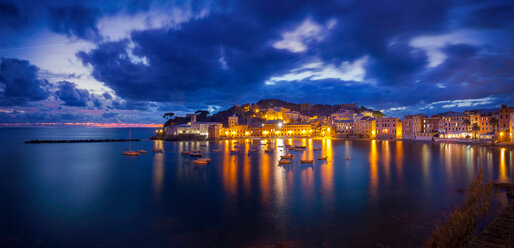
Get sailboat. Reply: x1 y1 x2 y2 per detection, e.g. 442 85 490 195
123 129 140 156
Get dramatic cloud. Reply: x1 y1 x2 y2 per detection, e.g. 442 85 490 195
55 80 93 107
0 0 513 124
0 58 49 106
48 5 102 41
0 1 27 29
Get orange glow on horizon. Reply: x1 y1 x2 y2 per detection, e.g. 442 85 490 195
0 122 163 128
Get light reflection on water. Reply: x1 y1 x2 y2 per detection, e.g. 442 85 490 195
1 128 513 247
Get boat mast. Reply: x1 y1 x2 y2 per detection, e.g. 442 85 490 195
129 129 131 151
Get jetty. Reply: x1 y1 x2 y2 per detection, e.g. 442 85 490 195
25 139 141 144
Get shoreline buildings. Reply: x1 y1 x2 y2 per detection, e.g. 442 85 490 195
163 103 514 144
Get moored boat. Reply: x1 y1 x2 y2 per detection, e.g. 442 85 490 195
123 151 140 156
193 159 208 165
190 152 202 157
301 159 313 163
138 150 147 153
317 156 327 160
280 154 294 159
278 159 291 164
152 148 164 152
211 149 221 152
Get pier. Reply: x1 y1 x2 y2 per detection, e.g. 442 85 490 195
25 139 141 144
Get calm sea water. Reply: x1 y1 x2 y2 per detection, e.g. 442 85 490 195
0 127 512 247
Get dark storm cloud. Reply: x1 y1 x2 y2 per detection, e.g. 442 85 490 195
462 4 514 29
55 81 93 107
48 5 102 41
0 1 27 28
77 13 298 103
0 58 49 106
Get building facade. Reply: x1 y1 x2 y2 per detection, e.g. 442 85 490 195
376 117 400 139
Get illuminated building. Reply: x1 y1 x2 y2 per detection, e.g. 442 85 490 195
376 117 400 139
222 116 251 137
333 120 354 134
355 116 376 138
510 112 514 144
402 114 424 139
283 123 313 136
499 104 514 132
437 112 474 139
165 115 222 138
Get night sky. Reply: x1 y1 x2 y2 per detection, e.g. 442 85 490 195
0 0 513 124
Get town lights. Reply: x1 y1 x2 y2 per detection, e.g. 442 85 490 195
371 130 376 135
275 131 280 135
499 132 504 136
245 131 250 136
263 131 268 135
302 130 306 133
231 131 236 135
278 122 283 128
288 130 292 134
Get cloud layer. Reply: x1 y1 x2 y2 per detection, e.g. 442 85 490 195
0 0 513 123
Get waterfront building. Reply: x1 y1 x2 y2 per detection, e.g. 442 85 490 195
376 117 400 139
333 120 354 134
283 123 313 136
355 116 376 138
438 112 471 138
165 114 222 138
499 104 514 132
402 114 425 140
510 112 514 144
223 116 250 137
262 120 281 137
477 113 494 134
